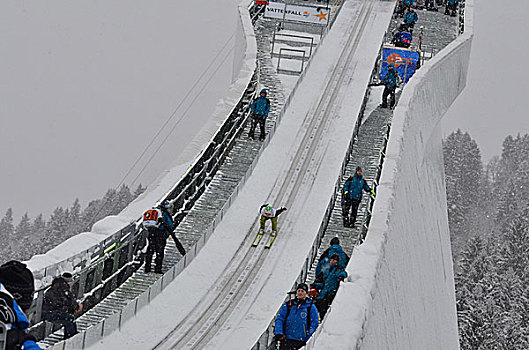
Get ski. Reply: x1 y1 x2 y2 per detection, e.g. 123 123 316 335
264 232 277 249
252 231 264 247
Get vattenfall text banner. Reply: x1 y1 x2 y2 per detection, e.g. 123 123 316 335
264 2 329 25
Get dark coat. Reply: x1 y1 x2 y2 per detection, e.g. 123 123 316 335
42 277 78 315
250 91 271 117
313 264 348 300
342 173 371 201
315 244 349 278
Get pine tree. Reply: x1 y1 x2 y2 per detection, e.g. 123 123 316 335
14 213 33 261
443 130 488 261
0 208 15 263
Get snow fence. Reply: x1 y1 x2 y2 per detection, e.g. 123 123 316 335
308 1 474 349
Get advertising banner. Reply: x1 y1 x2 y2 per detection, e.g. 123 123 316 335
379 46 420 84
255 0 269 5
265 2 329 25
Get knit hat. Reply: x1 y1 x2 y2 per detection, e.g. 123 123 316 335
62 272 73 284
0 260 35 310
330 254 341 261
296 283 309 293
330 237 340 246
356 166 362 172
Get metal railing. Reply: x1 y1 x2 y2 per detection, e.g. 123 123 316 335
28 72 260 342
252 0 469 347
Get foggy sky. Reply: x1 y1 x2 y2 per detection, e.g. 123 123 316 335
1 0 240 220
1 0 527 223
442 0 529 161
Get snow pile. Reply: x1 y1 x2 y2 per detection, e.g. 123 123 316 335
25 0 258 278
309 2 475 349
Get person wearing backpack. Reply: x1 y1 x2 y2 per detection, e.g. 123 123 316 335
274 283 319 350
142 200 186 274
248 89 271 142
312 254 348 318
0 261 41 350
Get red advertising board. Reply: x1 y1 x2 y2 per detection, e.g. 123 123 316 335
255 0 269 4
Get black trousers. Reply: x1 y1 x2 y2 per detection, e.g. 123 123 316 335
279 339 306 350
145 229 167 272
445 2 457 15
382 86 396 108
315 294 335 319
342 198 362 226
249 114 266 140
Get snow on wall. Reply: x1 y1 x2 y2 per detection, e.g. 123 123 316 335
309 2 474 350
25 0 258 276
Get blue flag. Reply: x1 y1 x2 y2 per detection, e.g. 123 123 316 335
380 46 420 83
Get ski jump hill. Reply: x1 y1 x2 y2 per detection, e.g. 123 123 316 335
24 0 474 349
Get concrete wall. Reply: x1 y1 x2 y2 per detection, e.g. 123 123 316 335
309 1 474 349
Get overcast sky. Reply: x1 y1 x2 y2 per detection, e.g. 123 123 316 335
1 0 240 221
442 0 529 161
1 0 527 222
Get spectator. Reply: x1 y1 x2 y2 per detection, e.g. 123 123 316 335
142 200 186 274
0 260 40 349
312 254 347 318
380 63 401 109
445 0 458 16
248 89 271 142
258 204 287 236
42 272 81 340
342 166 374 227
274 283 319 350
315 237 349 279
397 0 416 17
392 27 413 48
425 0 438 11
403 7 418 33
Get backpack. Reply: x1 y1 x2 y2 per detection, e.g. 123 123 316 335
0 290 31 350
283 299 313 336
142 208 162 228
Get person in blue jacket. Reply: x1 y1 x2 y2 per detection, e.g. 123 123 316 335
380 63 401 109
274 283 319 350
392 28 412 48
142 200 185 273
0 261 41 350
342 166 374 227
315 237 349 279
445 0 458 16
397 0 415 17
403 7 418 33
312 254 348 318
248 89 271 141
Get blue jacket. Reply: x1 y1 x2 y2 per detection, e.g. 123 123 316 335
275 298 319 342
313 264 348 300
0 283 41 350
382 68 400 88
404 11 418 25
315 244 349 278
251 91 270 117
403 0 416 6
448 0 458 4
342 173 371 201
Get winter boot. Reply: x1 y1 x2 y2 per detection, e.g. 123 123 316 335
144 254 153 273
343 217 349 227
271 230 277 237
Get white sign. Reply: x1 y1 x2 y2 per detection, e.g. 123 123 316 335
265 2 329 25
